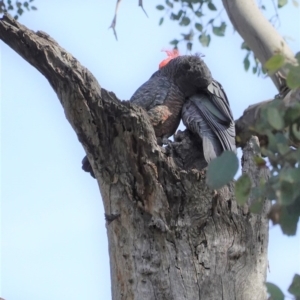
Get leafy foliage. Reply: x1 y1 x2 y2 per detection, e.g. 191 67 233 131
156 0 292 75
206 151 239 189
288 274 300 298
235 174 252 205
266 282 285 300
0 0 37 19
235 54 300 237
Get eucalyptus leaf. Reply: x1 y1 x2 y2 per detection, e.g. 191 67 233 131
195 23 203 32
156 5 165 10
279 206 299 236
265 54 285 72
199 33 211 47
180 16 191 26
278 0 288 8
250 198 264 213
243 54 250 71
286 65 300 89
266 282 284 300
235 174 252 205
207 2 217 10
288 274 300 297
267 107 284 130
206 151 239 189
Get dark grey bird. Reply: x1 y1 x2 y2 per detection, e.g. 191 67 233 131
82 51 236 177
130 50 236 161
129 50 213 144
182 80 236 162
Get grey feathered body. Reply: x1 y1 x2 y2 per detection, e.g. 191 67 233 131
130 54 236 161
182 80 236 162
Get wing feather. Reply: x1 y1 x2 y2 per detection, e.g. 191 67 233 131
130 73 171 110
182 89 236 162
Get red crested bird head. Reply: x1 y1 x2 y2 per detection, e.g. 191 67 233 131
159 49 180 69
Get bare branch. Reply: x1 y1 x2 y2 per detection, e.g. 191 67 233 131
109 0 123 40
235 88 300 148
222 0 296 92
138 0 148 18
1 15 270 299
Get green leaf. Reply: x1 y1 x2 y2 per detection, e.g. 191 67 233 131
31 5 37 10
250 198 264 213
195 23 203 32
170 39 179 45
17 7 24 15
266 282 285 300
288 274 300 297
279 206 299 235
254 156 267 168
207 2 217 10
156 5 165 10
180 16 191 26
159 17 164 26
284 103 300 123
241 41 250 51
166 0 173 8
187 42 192 51
291 123 300 141
195 10 204 17
278 181 295 205
212 22 226 37
206 151 239 189
278 0 288 8
199 33 211 47
286 65 300 89
265 54 285 72
243 54 250 71
267 107 284 130
235 174 252 205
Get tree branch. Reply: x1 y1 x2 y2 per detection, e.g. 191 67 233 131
1 14 270 299
235 88 300 148
222 0 296 92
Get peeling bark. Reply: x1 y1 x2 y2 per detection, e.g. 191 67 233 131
1 14 270 300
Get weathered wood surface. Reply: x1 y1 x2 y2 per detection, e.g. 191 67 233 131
1 14 270 300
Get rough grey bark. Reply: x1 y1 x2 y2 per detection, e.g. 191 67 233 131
235 87 300 148
0 14 270 300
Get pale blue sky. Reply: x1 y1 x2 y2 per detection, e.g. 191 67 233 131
1 1 300 299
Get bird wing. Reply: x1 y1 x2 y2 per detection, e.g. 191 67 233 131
130 72 172 110
182 91 236 162
182 95 223 162
206 80 234 125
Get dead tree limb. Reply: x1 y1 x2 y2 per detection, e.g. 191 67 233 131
0 14 270 300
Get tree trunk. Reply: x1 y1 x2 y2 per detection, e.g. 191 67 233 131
0 14 270 299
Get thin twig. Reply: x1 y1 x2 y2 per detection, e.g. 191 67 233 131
139 0 148 17
109 0 123 40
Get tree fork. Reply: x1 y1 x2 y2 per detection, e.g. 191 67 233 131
1 14 270 299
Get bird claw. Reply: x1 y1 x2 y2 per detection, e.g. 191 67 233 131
162 137 171 146
156 137 171 146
